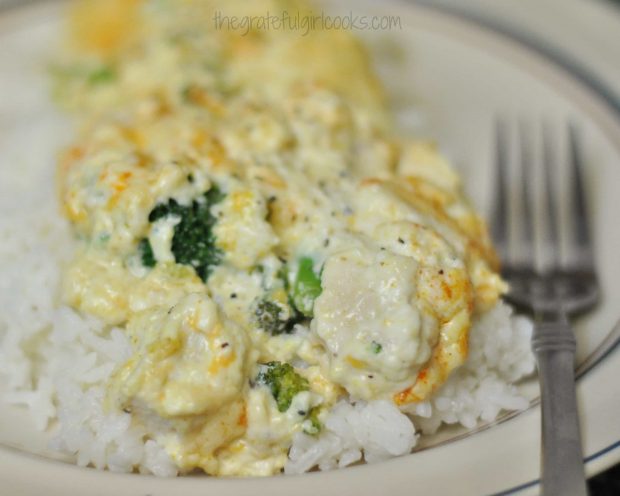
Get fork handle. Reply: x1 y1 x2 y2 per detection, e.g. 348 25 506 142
533 321 588 496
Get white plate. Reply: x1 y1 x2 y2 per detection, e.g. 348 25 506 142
1 1 620 494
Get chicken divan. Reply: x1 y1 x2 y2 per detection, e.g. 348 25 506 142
54 0 506 476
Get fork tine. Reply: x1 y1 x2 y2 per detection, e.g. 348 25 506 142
490 119 509 261
567 124 595 268
518 122 535 265
542 122 560 270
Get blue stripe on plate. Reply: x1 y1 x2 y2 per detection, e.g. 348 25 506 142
491 440 620 495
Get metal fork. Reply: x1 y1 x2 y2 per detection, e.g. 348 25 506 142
491 121 599 496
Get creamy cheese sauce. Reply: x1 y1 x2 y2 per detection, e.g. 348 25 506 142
55 0 506 476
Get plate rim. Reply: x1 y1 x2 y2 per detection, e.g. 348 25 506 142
403 2 620 492
409 0 620 121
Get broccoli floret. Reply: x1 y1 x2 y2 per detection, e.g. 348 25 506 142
370 341 382 354
140 186 224 281
290 257 322 317
254 297 301 336
87 65 116 85
255 361 309 412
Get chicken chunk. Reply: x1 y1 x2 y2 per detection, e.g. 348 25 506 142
107 293 251 473
313 221 474 404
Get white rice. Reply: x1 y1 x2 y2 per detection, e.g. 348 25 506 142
285 304 535 474
0 208 177 476
0 154 535 477
286 400 417 474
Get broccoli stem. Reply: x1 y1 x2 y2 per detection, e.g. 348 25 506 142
138 238 156 267
303 407 322 436
291 257 322 317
